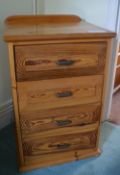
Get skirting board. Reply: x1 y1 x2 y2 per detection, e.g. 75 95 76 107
0 99 13 129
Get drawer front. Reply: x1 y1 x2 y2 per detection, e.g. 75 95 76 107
20 104 101 135
23 124 98 157
15 42 106 81
17 75 103 113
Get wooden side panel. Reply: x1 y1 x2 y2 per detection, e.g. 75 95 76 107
20 104 101 135
17 75 103 113
96 39 113 149
14 42 107 81
8 43 24 165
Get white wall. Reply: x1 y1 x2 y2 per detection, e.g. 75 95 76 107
0 0 33 106
37 0 45 14
0 0 44 128
44 0 118 31
0 0 44 105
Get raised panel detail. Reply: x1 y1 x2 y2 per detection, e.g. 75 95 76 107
20 104 100 135
17 75 103 113
15 42 106 81
23 125 98 157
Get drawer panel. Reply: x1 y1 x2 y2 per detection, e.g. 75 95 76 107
15 42 106 81
23 124 98 157
17 75 103 113
20 104 101 135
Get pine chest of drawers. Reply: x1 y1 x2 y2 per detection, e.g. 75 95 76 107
4 15 115 171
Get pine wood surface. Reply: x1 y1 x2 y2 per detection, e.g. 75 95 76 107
5 15 81 25
21 148 100 172
23 127 97 156
20 103 101 135
15 42 106 81
22 123 98 158
8 43 24 165
4 15 115 42
17 75 103 113
4 15 115 171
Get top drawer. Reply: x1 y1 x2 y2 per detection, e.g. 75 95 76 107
14 42 107 81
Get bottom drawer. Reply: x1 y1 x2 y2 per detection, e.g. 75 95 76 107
23 148 100 171
23 124 98 157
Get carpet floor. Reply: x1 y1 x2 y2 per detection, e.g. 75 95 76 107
0 122 120 175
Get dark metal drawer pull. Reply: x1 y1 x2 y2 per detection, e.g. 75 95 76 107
55 119 72 126
56 59 75 66
56 91 73 98
56 143 71 149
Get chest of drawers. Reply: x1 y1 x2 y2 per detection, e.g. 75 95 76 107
4 15 115 171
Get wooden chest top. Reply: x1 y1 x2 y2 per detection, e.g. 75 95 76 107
4 15 115 42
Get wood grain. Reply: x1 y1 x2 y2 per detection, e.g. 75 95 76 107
4 15 116 42
23 129 97 156
22 122 99 140
17 75 103 113
96 39 113 148
20 104 100 135
8 43 24 165
15 42 106 81
4 15 116 172
22 123 98 156
5 15 81 25
20 148 100 172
